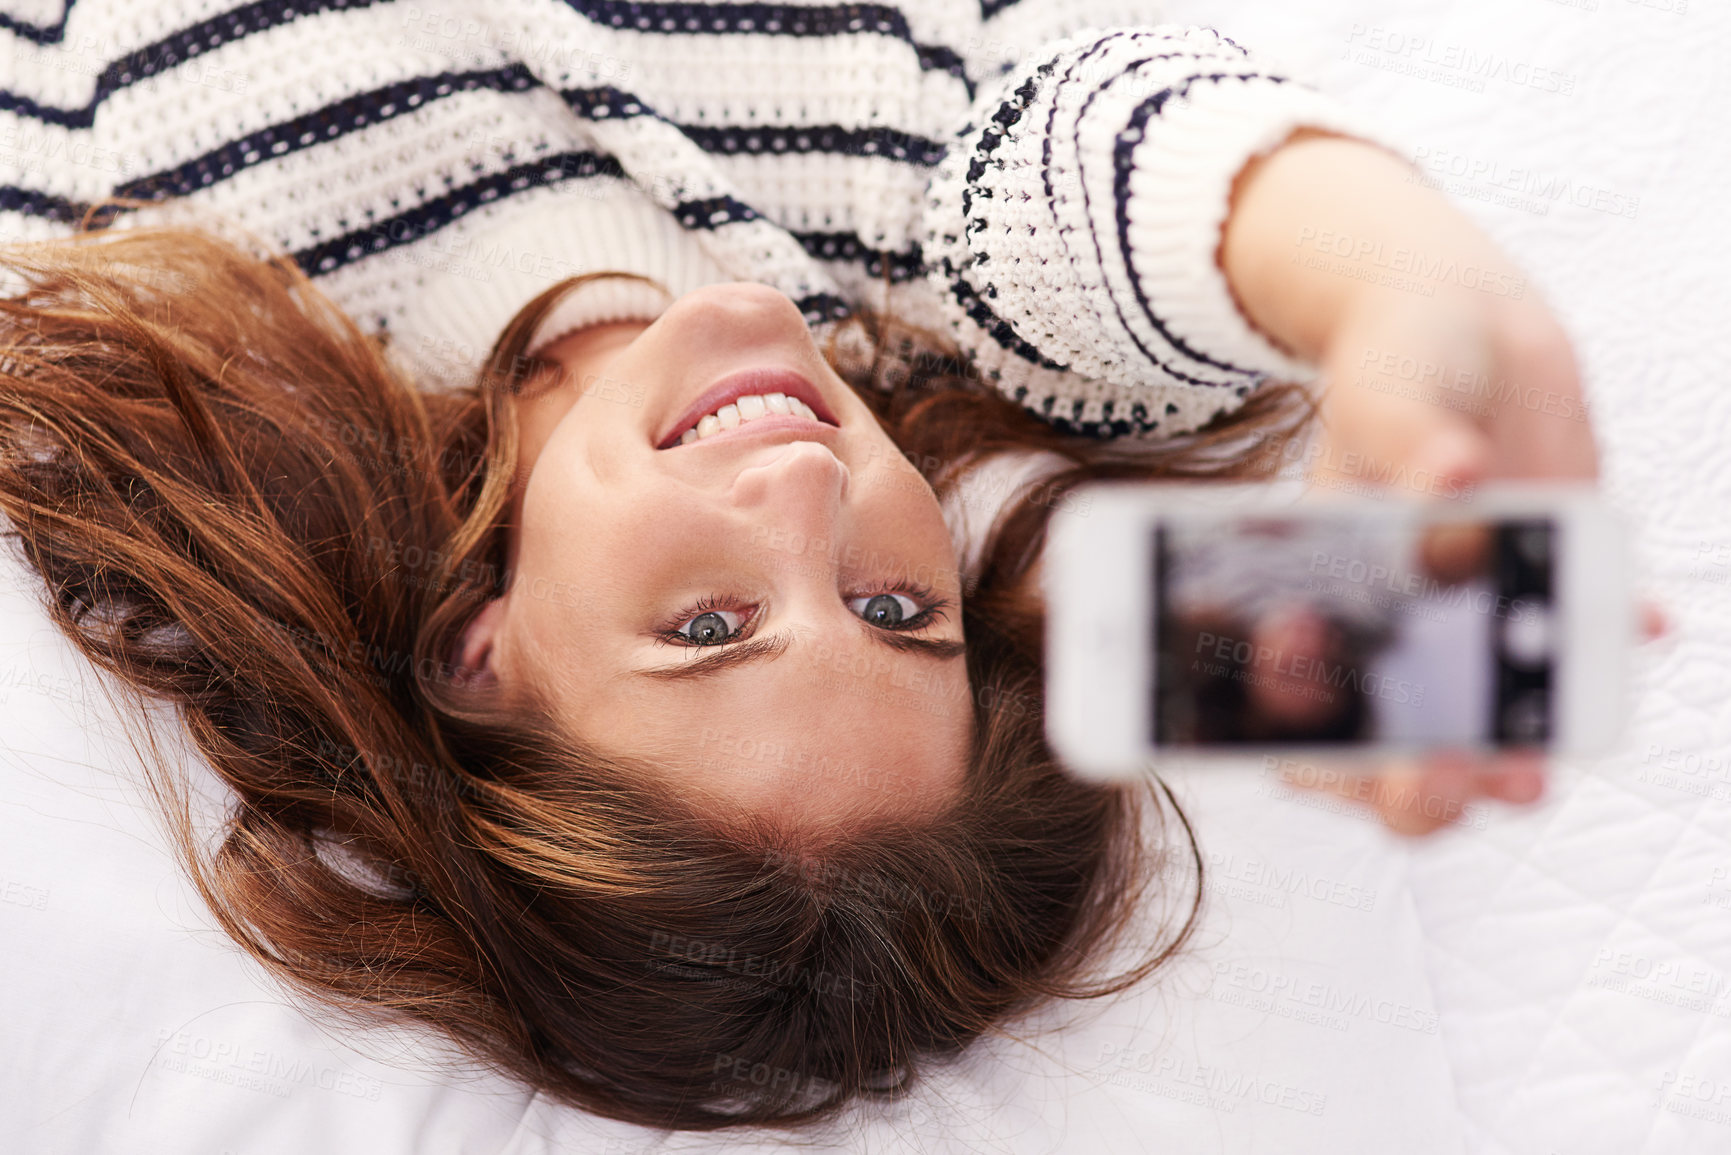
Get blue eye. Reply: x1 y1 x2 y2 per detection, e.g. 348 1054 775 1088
849 592 920 627
660 587 943 649
676 608 747 645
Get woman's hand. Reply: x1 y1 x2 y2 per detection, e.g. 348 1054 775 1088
1218 131 1606 836
1310 285 1597 494
1222 130 1597 493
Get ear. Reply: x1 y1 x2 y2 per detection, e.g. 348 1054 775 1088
450 598 508 691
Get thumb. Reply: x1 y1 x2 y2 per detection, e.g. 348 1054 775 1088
1311 302 1494 497
1404 419 1492 495
1310 372 1492 497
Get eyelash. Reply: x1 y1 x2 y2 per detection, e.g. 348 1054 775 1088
654 585 949 648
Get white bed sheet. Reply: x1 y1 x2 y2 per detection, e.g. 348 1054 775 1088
1159 0 1731 1151
0 540 1469 1153
2 0 1726 1152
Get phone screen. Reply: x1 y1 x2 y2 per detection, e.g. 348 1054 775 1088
1151 516 1557 748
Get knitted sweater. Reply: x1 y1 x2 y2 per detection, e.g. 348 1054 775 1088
0 0 1380 438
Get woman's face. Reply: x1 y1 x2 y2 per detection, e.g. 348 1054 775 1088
455 283 973 829
1244 604 1354 730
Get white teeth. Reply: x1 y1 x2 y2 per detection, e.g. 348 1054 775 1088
676 393 827 444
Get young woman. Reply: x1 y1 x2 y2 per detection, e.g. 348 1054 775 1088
0 0 1593 1131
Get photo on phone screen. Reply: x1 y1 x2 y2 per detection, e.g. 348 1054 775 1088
1151 517 1557 748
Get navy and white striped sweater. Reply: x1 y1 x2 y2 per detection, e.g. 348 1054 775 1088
0 0 1377 437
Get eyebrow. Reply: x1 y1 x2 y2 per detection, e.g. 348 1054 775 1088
637 629 966 682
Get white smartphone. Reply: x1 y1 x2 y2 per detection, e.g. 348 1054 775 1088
1044 483 1635 780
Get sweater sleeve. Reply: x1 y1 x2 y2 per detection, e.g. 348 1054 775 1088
920 24 1390 438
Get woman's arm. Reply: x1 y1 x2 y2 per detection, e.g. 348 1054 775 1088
923 28 1618 830
1221 131 1598 492
919 25 1398 437
1216 131 1607 834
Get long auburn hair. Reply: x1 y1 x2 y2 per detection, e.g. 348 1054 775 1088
0 227 1309 1130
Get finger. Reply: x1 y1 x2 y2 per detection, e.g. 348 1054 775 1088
1470 752 1546 805
1286 757 1477 837
1326 753 1541 837
1312 304 1494 498
1309 385 1491 498
1640 599 1669 643
1403 420 1493 492
1371 757 1477 837
1417 522 1495 584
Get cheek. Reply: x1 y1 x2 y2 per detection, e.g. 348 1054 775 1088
519 458 733 601
515 453 625 598
854 462 960 579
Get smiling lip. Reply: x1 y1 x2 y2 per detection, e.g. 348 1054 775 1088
657 368 838 449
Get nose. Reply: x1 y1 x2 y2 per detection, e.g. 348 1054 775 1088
729 441 851 536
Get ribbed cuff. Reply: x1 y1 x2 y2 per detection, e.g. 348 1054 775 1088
1122 76 1399 385
524 278 677 356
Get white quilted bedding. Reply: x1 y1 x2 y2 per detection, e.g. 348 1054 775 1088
1183 1 1731 1151
1 2 1724 1153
